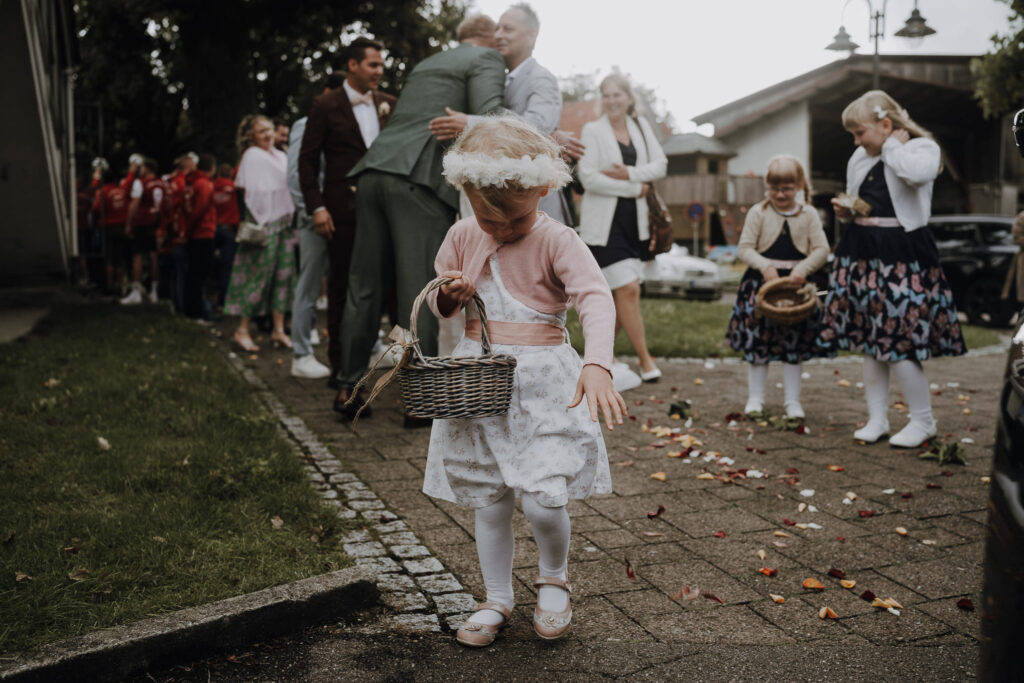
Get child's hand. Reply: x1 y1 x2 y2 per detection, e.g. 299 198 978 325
763 266 779 282
569 364 627 430
830 197 852 219
890 129 910 144
439 270 475 304
789 272 806 285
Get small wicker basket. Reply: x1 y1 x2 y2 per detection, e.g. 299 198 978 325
396 277 518 419
755 276 821 325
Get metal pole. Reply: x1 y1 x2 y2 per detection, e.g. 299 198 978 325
872 11 880 89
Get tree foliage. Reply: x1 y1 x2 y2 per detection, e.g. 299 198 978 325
73 0 466 174
972 0 1024 119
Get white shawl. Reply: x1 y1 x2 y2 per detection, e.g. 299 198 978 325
235 145 294 226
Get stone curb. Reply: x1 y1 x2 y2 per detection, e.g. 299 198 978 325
219 350 474 635
0 566 378 683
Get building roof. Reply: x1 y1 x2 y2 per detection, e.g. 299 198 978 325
693 54 975 137
661 133 735 158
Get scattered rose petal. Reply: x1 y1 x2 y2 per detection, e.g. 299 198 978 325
798 503 807 513
901 492 914 499
696 472 715 480
795 424 810 435
63 544 79 554
807 523 823 530
802 578 825 590
981 476 991 484
895 527 908 536
859 510 875 518
963 408 972 415
152 536 167 543
836 536 846 543
746 470 764 479
770 593 786 604
757 549 767 560
828 465 844 472
694 378 704 385
882 488 896 495
44 377 60 388
795 523 810 530
249 354 258 360
625 558 636 579
68 569 90 581
782 518 796 527
845 491 858 501
800 489 815 497
926 483 942 489
871 597 889 608
650 472 667 482
702 592 725 604
773 530 790 537
97 436 111 451
672 585 700 601
15 571 33 582
616 460 635 467
828 568 846 579
271 516 284 530
956 598 975 611
772 540 788 548
837 379 851 387
647 505 666 519
758 567 778 577
712 531 727 539
641 531 664 537
785 467 800 475
840 579 856 589
921 539 937 545
961 437 975 444
941 470 954 477
819 606 838 619
842 499 853 505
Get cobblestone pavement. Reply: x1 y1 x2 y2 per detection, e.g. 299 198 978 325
217 320 1003 651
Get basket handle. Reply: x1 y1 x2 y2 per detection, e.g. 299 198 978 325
409 277 491 364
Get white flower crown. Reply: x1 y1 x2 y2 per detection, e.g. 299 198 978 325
442 151 571 190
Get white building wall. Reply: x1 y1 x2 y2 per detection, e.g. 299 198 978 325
719 101 810 180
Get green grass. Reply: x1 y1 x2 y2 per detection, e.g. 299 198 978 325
567 298 1005 359
0 305 353 654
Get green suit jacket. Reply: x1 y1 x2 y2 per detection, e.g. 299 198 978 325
349 43 506 210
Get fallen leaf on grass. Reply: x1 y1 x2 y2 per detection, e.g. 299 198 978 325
97 436 111 451
840 579 857 589
649 472 667 482
818 606 838 619
625 558 636 579
63 544 79 554
770 593 786 603
802 578 825 590
152 536 167 543
712 531 727 538
758 567 778 577
271 516 284 530
956 598 975 611
68 569 90 581
15 571 33 582
647 505 666 519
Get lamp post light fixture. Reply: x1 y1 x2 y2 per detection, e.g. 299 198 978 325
825 1 937 89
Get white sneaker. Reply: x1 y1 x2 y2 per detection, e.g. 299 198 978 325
291 355 331 379
889 420 937 449
853 420 890 443
744 399 764 415
315 295 328 311
784 402 805 420
148 283 159 303
640 366 662 383
611 362 642 393
120 284 144 305
310 328 321 346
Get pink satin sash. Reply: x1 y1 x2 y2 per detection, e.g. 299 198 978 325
465 319 566 346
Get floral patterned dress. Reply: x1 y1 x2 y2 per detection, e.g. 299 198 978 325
223 211 297 317
422 254 613 509
817 160 966 361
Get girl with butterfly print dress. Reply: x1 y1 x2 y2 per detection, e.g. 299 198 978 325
819 91 966 449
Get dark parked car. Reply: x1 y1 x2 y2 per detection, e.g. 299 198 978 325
980 314 1024 679
928 215 1018 327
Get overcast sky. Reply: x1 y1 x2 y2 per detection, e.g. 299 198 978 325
468 0 1014 133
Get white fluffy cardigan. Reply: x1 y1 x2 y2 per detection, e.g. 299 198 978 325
845 136 940 231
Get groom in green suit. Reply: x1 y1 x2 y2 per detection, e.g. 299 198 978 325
336 16 505 418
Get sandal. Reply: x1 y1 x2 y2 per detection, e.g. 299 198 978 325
270 330 293 350
455 601 512 648
532 576 572 640
233 330 260 353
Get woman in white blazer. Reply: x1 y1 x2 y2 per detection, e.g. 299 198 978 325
578 74 668 382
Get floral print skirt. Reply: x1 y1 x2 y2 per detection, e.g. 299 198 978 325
224 216 296 318
817 223 966 361
726 270 834 365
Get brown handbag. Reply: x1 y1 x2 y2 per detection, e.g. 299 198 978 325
633 117 673 260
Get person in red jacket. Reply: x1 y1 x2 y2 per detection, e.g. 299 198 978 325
121 158 164 305
93 167 130 294
184 154 218 319
160 157 193 313
212 162 239 308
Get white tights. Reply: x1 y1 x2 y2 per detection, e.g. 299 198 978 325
860 357 935 433
468 489 570 626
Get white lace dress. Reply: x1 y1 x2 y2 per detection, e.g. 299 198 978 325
422 254 613 509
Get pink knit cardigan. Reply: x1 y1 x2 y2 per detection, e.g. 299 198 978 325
428 214 616 372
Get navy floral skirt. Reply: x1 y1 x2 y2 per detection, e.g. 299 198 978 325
817 224 966 361
726 270 834 364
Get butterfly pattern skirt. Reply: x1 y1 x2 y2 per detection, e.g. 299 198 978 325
817 223 966 362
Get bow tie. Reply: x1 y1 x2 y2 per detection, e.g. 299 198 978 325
349 90 373 106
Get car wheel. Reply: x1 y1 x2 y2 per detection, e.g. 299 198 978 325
964 278 1014 327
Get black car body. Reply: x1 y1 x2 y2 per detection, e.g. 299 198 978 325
929 215 1018 327
980 315 1024 678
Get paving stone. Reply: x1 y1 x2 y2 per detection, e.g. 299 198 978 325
373 520 410 534
416 572 463 594
355 556 402 574
390 613 441 633
444 613 474 631
876 551 983 600
379 532 420 546
569 595 659 642
432 592 477 614
375 573 417 592
342 541 386 558
914 595 981 639
363 510 398 522
344 489 379 501
583 528 646 549
381 591 430 612
318 489 338 500
841 606 954 644
390 544 431 559
339 529 372 544
633 605 795 644
404 557 445 574
306 471 325 483
349 499 386 511
749 597 854 642
336 507 357 519
327 472 358 483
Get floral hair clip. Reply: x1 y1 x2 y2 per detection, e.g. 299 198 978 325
873 105 887 120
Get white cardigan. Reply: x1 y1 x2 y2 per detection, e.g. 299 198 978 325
577 115 667 246
846 136 940 231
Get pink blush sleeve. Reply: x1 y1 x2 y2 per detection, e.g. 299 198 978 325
550 229 615 372
427 225 464 320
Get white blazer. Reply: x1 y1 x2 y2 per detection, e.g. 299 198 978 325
846 136 940 231
577 114 667 246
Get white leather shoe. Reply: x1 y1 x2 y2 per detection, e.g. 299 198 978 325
612 362 642 393
640 366 662 383
889 420 937 448
784 402 805 420
853 420 890 443
119 285 143 305
315 295 328 311
744 399 764 416
310 328 321 346
291 355 331 379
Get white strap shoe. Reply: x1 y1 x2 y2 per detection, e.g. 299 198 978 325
853 420 889 443
889 420 937 449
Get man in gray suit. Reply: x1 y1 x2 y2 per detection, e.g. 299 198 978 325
336 16 505 419
429 3 585 223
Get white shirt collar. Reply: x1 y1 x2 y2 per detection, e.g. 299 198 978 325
343 80 371 105
505 56 534 85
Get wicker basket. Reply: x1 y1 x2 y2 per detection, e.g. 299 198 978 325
755 276 820 325
396 277 518 419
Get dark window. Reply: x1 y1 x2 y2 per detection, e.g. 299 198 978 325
708 159 719 174
978 223 1014 246
667 157 697 175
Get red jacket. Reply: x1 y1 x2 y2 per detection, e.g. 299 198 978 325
158 173 188 249
186 170 217 240
94 183 128 226
132 176 165 228
212 177 239 226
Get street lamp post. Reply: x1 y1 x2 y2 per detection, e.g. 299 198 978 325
825 1 937 89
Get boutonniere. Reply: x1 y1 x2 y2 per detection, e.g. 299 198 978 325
378 101 391 117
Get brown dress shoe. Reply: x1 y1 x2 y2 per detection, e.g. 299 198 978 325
334 388 371 420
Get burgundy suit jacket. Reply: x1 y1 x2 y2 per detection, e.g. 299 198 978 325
298 86 396 225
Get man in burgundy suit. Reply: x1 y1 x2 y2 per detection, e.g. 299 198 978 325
298 38 396 404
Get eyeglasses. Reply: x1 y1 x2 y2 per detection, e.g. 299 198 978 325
768 185 797 194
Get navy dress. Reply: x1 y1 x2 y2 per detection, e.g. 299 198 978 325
726 212 833 364
818 161 966 361
587 141 646 268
